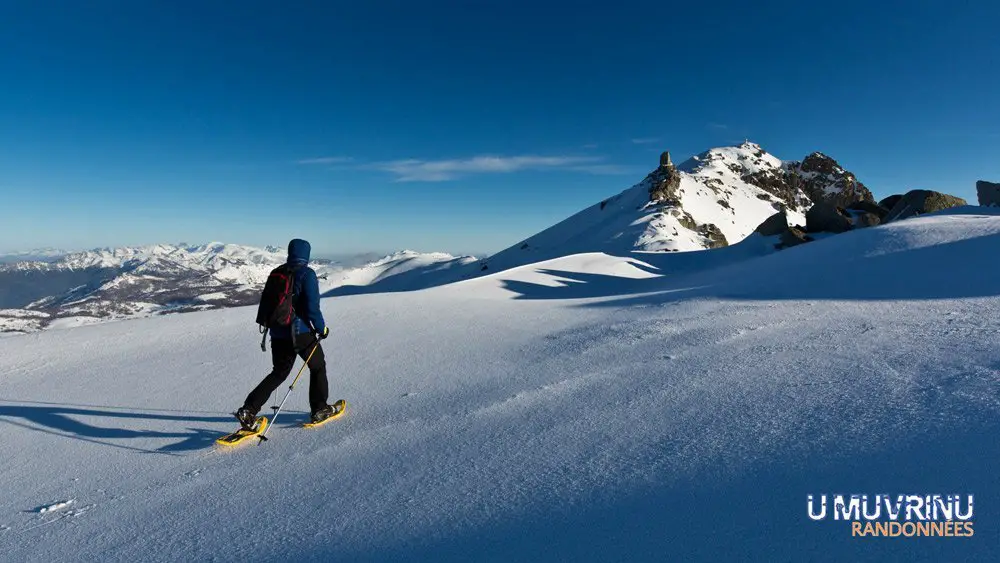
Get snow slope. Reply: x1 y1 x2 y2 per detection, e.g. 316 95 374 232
0 211 998 561
323 250 479 296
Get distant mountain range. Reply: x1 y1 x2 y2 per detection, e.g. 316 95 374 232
0 243 476 333
0 141 876 334
0 248 69 263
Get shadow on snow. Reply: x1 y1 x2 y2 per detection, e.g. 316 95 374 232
500 230 1000 305
0 400 234 454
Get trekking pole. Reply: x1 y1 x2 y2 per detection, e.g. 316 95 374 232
257 340 321 444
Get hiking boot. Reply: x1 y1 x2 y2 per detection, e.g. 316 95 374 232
235 407 258 430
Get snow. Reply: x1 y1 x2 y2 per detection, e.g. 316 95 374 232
44 316 108 330
483 142 810 274
0 309 50 334
0 211 998 561
323 250 478 295
37 500 75 514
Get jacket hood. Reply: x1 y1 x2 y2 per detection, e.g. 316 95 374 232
287 239 311 264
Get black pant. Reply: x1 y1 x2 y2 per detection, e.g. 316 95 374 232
244 335 328 414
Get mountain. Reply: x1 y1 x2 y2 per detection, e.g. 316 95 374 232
0 244 472 334
0 247 68 263
482 142 872 272
0 142 874 331
2 208 997 561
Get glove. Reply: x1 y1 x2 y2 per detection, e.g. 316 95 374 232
317 326 330 340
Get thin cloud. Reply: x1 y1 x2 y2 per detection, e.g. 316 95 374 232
631 137 661 145
581 143 599 149
568 164 639 175
296 156 354 165
368 155 607 182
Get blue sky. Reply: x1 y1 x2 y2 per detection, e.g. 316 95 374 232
1 1 997 256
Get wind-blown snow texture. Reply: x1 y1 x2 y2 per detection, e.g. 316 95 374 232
1 210 998 561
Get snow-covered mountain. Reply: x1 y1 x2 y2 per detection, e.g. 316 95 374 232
0 142 874 331
483 142 872 272
0 247 68 263
0 244 473 333
2 208 997 561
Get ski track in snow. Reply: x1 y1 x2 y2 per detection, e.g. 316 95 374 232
0 212 999 561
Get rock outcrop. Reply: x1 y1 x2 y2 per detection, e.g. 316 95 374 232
806 202 853 234
977 180 1000 207
753 211 814 250
884 190 967 222
789 152 875 207
648 151 682 204
699 223 729 249
753 212 789 237
853 212 881 228
846 200 890 221
741 169 813 211
738 151 873 213
778 227 813 249
878 194 903 210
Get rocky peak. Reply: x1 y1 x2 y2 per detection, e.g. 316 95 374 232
798 152 842 175
648 150 682 204
787 152 874 207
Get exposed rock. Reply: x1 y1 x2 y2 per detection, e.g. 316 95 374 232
884 190 967 222
805 202 853 234
742 169 813 210
854 212 881 228
755 212 814 250
846 199 889 220
668 209 728 248
672 209 698 231
740 151 872 211
878 194 903 210
754 212 789 237
777 226 813 249
791 152 875 207
977 180 1000 207
648 151 682 204
699 223 728 249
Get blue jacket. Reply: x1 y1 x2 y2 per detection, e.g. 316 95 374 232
270 239 326 340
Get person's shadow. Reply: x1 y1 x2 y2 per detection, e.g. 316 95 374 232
0 400 234 454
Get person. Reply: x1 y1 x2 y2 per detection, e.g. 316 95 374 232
235 238 337 427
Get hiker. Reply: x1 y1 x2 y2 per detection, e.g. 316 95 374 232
235 238 338 427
